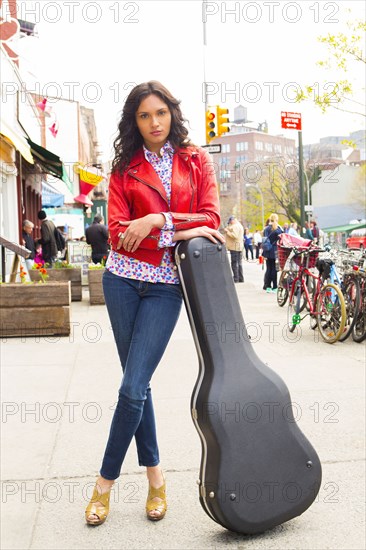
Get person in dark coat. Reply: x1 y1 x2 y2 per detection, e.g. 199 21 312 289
37 210 58 265
311 221 319 243
85 214 110 264
22 220 36 259
262 213 283 293
22 219 36 272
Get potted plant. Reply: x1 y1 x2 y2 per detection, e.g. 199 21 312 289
87 257 106 305
29 260 82 301
0 264 71 338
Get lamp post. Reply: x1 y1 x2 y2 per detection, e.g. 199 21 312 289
245 183 265 229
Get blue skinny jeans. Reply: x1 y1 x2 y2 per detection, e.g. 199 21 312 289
100 270 183 480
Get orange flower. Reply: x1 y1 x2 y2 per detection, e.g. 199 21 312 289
40 268 47 274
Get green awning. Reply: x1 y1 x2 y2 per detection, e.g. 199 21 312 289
322 222 366 233
26 138 63 179
26 138 73 193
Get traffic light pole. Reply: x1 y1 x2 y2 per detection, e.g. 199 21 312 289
202 0 208 114
298 130 305 235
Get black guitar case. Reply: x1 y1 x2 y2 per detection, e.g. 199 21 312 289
175 238 321 535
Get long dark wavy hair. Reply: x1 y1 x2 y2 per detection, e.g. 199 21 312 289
112 81 192 174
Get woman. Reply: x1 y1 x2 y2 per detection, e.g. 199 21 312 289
262 213 283 293
243 228 254 260
288 222 299 237
85 81 224 525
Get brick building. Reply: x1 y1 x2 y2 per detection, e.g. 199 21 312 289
210 123 296 226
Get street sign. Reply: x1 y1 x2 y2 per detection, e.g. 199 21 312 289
202 144 221 154
304 205 313 212
281 111 302 130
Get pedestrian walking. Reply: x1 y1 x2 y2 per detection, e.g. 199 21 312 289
243 228 254 260
224 216 244 282
288 222 299 236
262 213 283 293
311 221 319 243
85 214 110 264
85 80 224 526
37 210 58 265
305 221 314 241
253 228 262 259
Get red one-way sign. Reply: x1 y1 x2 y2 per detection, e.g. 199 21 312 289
281 111 302 130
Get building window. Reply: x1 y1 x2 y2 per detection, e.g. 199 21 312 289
274 144 282 153
222 144 231 153
236 141 248 152
255 141 263 150
265 143 273 152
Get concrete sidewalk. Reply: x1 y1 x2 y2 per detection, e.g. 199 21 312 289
1 260 365 550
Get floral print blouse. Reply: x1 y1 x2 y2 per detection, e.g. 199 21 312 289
106 141 180 284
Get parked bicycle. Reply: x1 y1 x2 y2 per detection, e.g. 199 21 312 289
351 263 366 343
315 255 359 342
285 246 346 343
277 240 314 310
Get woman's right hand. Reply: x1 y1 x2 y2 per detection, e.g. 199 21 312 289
173 226 225 244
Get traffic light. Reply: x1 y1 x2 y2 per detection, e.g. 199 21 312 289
216 106 230 137
205 109 216 144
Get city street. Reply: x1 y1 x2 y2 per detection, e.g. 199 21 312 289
1 260 365 550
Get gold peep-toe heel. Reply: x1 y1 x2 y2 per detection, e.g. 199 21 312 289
146 480 167 521
85 486 111 526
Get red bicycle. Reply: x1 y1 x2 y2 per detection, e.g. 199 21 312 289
285 246 346 344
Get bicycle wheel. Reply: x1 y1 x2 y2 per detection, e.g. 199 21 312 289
339 276 361 342
277 271 289 307
352 308 366 342
352 280 365 343
287 280 302 332
316 283 346 344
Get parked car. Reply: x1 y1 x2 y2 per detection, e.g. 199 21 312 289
346 228 366 250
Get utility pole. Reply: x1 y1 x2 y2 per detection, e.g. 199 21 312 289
202 0 208 114
298 130 305 235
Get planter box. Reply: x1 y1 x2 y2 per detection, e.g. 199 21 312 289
0 282 71 337
29 267 82 301
88 269 105 305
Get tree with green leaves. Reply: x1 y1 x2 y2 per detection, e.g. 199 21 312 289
296 19 365 120
256 161 301 226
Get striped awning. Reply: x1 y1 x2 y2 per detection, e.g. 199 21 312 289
0 120 34 164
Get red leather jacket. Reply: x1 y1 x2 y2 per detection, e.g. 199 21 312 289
108 146 221 266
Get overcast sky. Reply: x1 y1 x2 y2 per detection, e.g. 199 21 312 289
16 0 366 161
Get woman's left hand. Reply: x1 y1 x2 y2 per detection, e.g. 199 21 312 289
118 214 165 252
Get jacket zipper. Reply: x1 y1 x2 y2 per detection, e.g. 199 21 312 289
128 172 169 207
189 164 194 212
174 215 206 227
